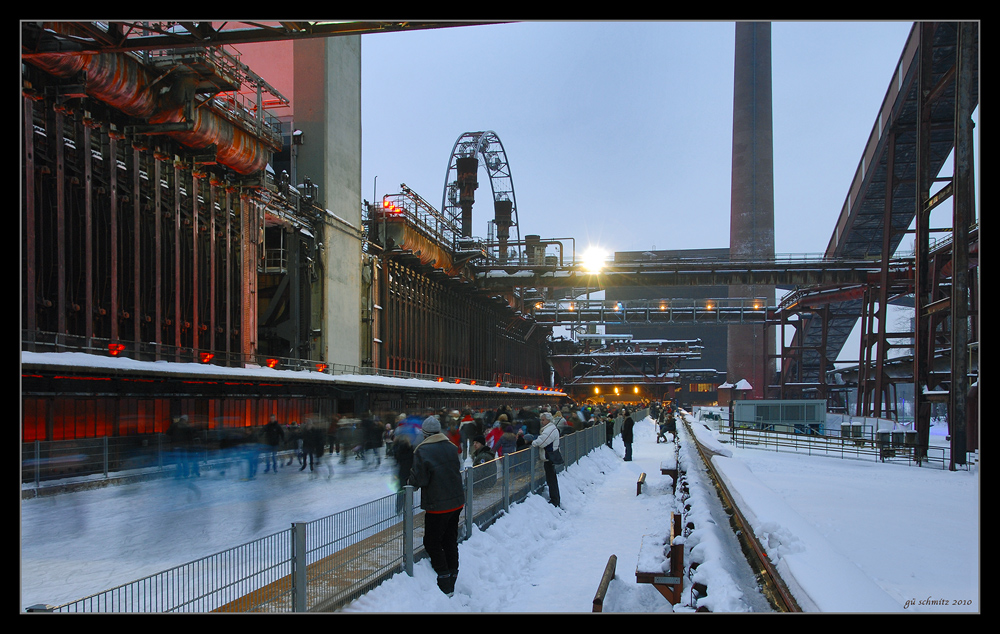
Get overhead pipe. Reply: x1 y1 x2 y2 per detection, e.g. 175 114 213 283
25 30 273 175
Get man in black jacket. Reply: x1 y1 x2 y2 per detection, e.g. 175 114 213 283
262 414 284 474
409 415 464 596
622 409 635 461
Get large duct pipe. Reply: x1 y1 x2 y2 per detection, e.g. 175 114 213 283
25 42 273 175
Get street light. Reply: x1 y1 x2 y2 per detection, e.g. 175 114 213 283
581 246 607 274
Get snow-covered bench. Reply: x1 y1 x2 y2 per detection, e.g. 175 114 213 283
660 457 678 493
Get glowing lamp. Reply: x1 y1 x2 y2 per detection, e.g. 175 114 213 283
581 246 607 274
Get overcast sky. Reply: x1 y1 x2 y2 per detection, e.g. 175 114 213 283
359 21 929 260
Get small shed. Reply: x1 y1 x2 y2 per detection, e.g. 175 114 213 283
732 399 826 435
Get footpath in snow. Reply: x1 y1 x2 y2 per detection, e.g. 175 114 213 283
344 418 770 613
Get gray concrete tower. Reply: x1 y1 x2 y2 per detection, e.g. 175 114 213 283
293 36 364 368
728 22 776 399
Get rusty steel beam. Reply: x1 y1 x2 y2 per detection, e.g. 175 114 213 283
22 21 501 54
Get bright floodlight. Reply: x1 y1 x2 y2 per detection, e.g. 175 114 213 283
581 246 607 273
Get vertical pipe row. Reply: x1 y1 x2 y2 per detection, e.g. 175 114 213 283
21 91 248 364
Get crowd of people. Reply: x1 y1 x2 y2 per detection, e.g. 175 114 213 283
164 401 658 480
164 399 659 596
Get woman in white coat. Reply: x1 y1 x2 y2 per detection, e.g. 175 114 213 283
532 412 561 507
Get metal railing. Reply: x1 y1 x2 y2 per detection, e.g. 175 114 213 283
32 422 613 612
722 421 950 468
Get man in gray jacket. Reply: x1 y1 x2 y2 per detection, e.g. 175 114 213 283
409 415 465 596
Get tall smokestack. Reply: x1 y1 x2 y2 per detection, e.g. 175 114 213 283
728 22 776 399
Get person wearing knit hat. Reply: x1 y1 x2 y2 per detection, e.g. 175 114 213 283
422 415 441 435
409 412 463 596
470 434 494 466
458 409 477 460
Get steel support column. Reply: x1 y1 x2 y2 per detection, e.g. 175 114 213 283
83 121 95 348
154 150 163 357
55 108 67 344
23 92 38 334
912 22 936 461
132 139 142 347
950 21 976 469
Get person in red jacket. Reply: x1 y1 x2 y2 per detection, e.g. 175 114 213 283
485 416 505 454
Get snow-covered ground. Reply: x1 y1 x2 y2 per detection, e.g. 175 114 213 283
20 412 979 613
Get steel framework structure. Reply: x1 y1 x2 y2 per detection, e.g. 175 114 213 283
775 22 979 468
21 33 325 367
441 130 521 261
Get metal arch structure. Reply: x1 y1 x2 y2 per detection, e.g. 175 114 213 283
441 131 521 260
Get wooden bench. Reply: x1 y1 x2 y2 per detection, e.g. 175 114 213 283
635 512 684 605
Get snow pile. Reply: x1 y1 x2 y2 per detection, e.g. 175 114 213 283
686 420 732 458
674 422 756 612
